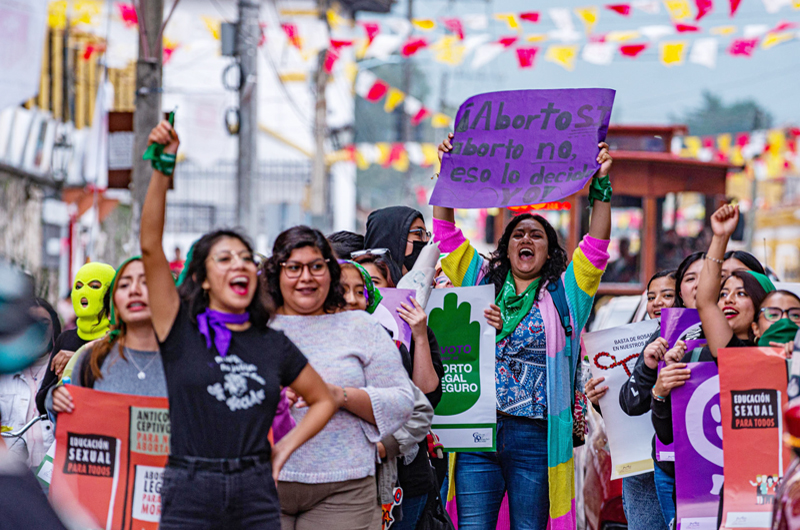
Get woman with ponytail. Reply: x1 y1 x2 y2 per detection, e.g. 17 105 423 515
48 257 166 416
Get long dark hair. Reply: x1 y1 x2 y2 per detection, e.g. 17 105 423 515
484 214 568 300
263 226 346 313
647 269 676 292
723 250 765 275
353 254 396 288
674 252 705 308
178 230 272 328
33 297 60 356
723 270 769 343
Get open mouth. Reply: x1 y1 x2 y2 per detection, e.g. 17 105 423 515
80 297 89 309
296 286 317 296
723 307 739 319
518 248 534 262
229 276 250 296
127 301 147 312
653 309 661 317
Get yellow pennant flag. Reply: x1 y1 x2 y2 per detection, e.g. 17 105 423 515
344 62 359 85
660 41 687 66
412 19 436 30
421 143 440 171
717 134 732 157
664 0 692 20
384 88 406 113
525 34 548 43
429 36 466 65
545 45 579 71
354 37 370 60
762 32 794 49
72 0 102 26
375 143 392 166
202 16 221 40
768 130 785 157
392 150 410 173
573 7 599 35
794 0 800 8
48 1 67 29
327 9 347 30
710 26 737 35
431 113 453 128
606 30 641 42
683 136 701 158
494 13 520 31
730 146 745 166
355 149 370 170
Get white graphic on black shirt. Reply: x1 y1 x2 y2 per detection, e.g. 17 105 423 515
207 355 267 412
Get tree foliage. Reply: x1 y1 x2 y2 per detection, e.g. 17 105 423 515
671 91 773 136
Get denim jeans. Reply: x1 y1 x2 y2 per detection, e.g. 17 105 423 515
159 455 280 530
393 493 429 530
455 415 549 530
622 471 669 530
653 465 676 529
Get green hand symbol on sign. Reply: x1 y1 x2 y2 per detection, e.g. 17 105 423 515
429 292 481 416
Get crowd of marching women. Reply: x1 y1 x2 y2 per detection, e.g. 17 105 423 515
1 120 798 530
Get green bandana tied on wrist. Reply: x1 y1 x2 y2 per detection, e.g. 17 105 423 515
143 111 177 176
495 271 540 343
758 318 799 347
588 174 612 207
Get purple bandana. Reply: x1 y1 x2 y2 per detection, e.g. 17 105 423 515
196 309 250 357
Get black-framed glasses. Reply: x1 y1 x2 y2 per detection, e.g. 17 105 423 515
350 248 390 259
209 250 262 268
408 228 431 243
760 307 800 323
280 259 330 279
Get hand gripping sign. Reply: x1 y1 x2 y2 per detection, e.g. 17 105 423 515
430 88 616 209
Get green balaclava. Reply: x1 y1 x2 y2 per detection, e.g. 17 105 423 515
107 257 142 342
758 318 800 348
72 262 116 341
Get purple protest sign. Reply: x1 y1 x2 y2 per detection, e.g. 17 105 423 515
660 308 708 351
373 288 414 351
672 362 723 530
430 88 616 209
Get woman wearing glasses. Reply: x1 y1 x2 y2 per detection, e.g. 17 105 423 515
264 225 414 530
140 121 336 529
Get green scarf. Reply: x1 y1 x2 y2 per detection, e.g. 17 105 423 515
758 318 799 347
495 271 540 343
340 260 383 314
108 256 142 341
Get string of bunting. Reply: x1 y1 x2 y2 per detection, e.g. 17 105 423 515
354 71 453 128
327 142 441 171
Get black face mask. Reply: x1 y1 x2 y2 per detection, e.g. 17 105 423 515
404 241 426 272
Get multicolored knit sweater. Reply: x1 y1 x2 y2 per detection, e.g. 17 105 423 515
433 218 609 529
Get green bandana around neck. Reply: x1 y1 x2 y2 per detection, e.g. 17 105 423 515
745 271 776 294
108 256 143 341
495 271 540 343
758 318 799 348
175 240 198 287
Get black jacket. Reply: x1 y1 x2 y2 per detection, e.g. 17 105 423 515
364 206 423 285
36 329 87 415
619 328 662 417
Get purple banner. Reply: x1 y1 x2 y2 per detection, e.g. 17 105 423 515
672 362 723 530
373 288 414 351
430 88 616 209
660 308 707 351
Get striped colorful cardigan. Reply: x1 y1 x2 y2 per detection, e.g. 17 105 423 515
433 218 609 529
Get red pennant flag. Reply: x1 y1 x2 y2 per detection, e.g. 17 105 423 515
520 12 540 22
411 107 431 125
773 21 799 32
384 144 405 167
360 22 380 44
83 44 96 60
728 38 758 57
345 145 357 163
330 39 353 49
676 23 701 32
441 17 464 39
516 47 539 68
619 43 647 57
163 43 177 64
365 79 389 102
323 48 340 73
590 34 607 43
695 0 713 21
735 133 750 147
401 37 428 57
702 137 715 149
606 4 632 16
498 36 518 48
729 0 742 16
117 3 138 27
282 23 301 49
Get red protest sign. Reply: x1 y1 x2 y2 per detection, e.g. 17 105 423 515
50 386 170 529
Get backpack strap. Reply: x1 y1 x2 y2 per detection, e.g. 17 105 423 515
547 279 573 337
689 346 703 363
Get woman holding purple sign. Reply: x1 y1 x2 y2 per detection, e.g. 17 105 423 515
433 134 612 529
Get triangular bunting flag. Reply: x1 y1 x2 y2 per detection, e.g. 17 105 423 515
401 37 428 57
606 30 642 41
574 6 600 34
773 21 799 31
282 23 302 49
676 23 701 32
606 4 633 15
360 22 380 44
526 34 549 42
431 114 452 128
463 14 489 30
118 3 137 27
640 24 675 39
728 37 759 56
355 71 378 98
582 42 615 64
660 40 687 65
549 8 581 42
730 0 743 16
384 88 406 112
762 31 794 48
520 12 540 22
762 0 792 13
633 0 662 13
429 36 466 65
471 42 505 69
689 37 718 67
743 24 769 37
441 17 464 39
411 19 435 31
664 0 693 20
494 13 520 31
544 44 579 70
695 0 713 20
516 46 539 67
365 79 389 102
364 35 403 60
620 43 648 56
711 25 737 34
498 35 519 47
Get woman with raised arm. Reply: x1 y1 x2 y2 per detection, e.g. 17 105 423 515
434 133 612 529
139 121 336 529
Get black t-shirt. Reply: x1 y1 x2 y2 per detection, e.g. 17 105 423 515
36 329 88 414
159 303 308 459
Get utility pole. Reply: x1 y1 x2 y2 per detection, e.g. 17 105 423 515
237 0 260 240
131 0 164 250
310 2 330 227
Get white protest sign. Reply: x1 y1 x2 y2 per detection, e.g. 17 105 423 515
427 285 497 451
584 319 660 479
0 0 48 112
